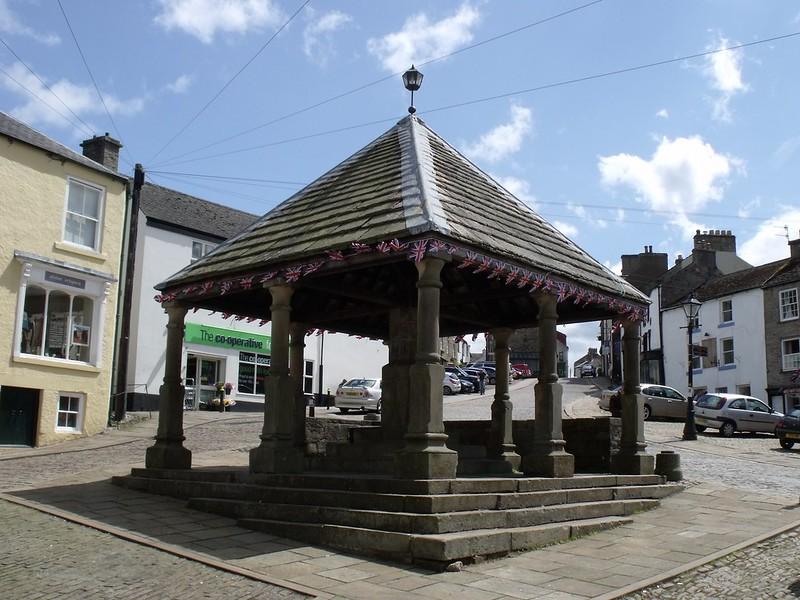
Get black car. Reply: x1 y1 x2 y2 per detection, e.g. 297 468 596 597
776 408 800 449
445 366 479 394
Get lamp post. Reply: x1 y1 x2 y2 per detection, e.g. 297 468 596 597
402 65 423 114
681 294 702 441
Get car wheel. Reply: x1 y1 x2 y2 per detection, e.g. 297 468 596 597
720 421 736 437
695 425 707 433
338 407 349 415
489 377 496 385
375 402 381 414
443 386 453 396
780 438 795 450
643 405 651 421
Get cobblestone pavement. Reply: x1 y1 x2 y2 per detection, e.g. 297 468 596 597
622 529 800 600
0 499 302 600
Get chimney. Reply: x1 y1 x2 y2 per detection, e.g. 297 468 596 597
693 228 736 252
621 245 668 293
80 132 122 171
790 232 800 260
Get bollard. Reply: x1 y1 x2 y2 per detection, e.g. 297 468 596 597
655 450 682 481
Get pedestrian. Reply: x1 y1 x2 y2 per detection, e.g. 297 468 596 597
215 382 225 413
478 370 486 395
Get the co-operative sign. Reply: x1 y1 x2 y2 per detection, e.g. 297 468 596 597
184 322 271 353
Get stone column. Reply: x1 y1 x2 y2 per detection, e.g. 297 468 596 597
290 322 307 450
396 257 458 479
612 319 655 474
381 308 416 443
521 293 574 477
250 284 304 473
489 327 521 471
146 303 192 470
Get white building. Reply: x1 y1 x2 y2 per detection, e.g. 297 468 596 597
120 182 387 410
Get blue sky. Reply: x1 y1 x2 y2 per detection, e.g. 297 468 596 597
2 0 800 366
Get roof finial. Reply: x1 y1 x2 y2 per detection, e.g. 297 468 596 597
402 65 423 114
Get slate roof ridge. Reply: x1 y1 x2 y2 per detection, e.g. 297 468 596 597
696 258 789 300
0 110 126 181
405 116 450 235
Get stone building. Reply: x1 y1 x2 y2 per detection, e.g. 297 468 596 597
0 112 127 446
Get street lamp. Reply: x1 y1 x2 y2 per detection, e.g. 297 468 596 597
402 65 423 114
681 293 702 441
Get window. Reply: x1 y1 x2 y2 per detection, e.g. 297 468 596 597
715 386 728 393
191 241 216 263
64 179 103 251
780 288 799 321
238 352 269 395
747 399 769 413
720 338 735 366
720 299 733 323
696 394 724 409
56 393 84 432
701 337 717 369
783 338 800 372
303 360 314 395
20 284 94 362
728 398 747 410
737 384 751 396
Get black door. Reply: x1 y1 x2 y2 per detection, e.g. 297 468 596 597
0 386 39 446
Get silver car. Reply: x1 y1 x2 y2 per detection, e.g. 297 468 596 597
598 383 687 421
694 393 783 437
335 378 382 414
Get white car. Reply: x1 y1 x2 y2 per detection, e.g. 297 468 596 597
443 372 462 395
335 378 382 414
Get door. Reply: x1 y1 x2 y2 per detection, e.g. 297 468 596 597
663 388 687 418
0 386 39 446
746 399 778 433
642 386 666 418
187 354 223 407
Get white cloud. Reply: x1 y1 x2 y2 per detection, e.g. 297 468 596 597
463 104 532 163
1 61 145 133
740 208 800 265
155 0 284 43
773 136 800 169
553 220 578 238
603 260 622 275
655 108 669 119
0 0 60 45
493 174 537 209
704 34 748 122
737 196 761 219
303 9 352 66
598 135 739 237
165 74 193 94
567 203 587 219
367 3 480 73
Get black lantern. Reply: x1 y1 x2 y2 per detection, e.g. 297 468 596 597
402 65 423 114
681 293 702 441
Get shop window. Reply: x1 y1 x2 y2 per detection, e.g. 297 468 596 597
21 285 94 363
56 393 84 432
238 352 269 395
64 179 103 251
303 360 314 395
780 288 799 321
782 337 800 372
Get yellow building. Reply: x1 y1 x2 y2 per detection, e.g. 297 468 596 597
0 112 128 446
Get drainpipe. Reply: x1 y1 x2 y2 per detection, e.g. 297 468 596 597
657 286 665 385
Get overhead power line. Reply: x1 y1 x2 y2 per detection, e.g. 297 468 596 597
151 29 800 169
147 0 311 164
151 0 606 167
57 0 134 168
0 36 94 137
147 170 306 186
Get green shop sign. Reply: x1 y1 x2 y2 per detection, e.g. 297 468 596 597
184 323 271 353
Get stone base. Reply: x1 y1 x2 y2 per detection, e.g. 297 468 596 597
395 446 458 480
145 441 192 470
521 451 575 478
496 451 522 473
612 452 655 475
249 441 304 474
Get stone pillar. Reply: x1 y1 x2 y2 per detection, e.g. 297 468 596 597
290 323 307 449
250 284 304 473
521 293 574 477
489 328 521 471
381 308 416 443
612 319 654 475
396 257 458 479
146 303 192 470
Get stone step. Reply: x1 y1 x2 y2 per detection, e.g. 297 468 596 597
236 515 635 567
186 496 659 534
115 474 679 514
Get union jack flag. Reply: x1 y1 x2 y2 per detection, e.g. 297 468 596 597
446 244 458 254
429 240 447 254
530 274 545 291
285 266 304 282
304 261 324 275
220 281 233 295
517 270 531 288
239 277 254 290
409 240 428 263
556 282 569 303
473 257 492 274
259 271 277 283
351 242 372 254
376 241 392 253
574 288 587 304
611 320 622 333
389 238 407 252
458 251 479 269
326 249 345 261
153 294 163 303
505 267 519 285
543 277 555 292
200 281 214 294
180 286 197 296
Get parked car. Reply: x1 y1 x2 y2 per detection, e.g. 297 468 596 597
445 366 479 394
776 408 800 449
580 364 596 378
481 366 497 385
694 393 783 437
443 372 462 395
512 363 532 378
598 383 687 421
335 378 382 414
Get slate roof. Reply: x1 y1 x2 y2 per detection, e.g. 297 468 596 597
697 259 791 300
140 182 258 240
0 111 127 181
159 115 646 305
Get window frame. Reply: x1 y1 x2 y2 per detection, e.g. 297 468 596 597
62 177 105 253
303 360 315 395
780 288 799 322
55 392 85 433
720 337 735 366
720 298 733 324
782 337 800 372
191 240 216 263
